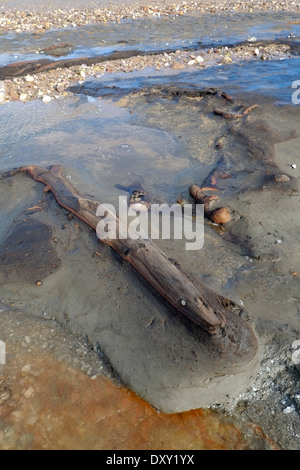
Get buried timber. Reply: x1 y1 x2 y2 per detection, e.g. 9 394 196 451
0 85 300 413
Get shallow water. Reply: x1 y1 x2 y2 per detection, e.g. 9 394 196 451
0 11 299 66
1 10 300 450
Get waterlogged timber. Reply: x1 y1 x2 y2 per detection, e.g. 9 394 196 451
0 165 258 362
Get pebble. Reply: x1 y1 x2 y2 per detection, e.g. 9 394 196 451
0 82 5 104
25 75 34 83
195 55 204 64
222 55 233 64
0 391 10 405
10 90 19 101
274 174 291 182
42 95 52 103
23 386 35 399
283 405 296 414
211 207 232 224
21 364 32 375
19 93 28 101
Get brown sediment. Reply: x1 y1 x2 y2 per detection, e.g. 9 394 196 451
0 342 276 450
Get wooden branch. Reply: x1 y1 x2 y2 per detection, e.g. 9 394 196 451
214 104 258 119
1 165 258 362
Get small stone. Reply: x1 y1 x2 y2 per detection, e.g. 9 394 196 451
187 59 196 65
21 364 31 375
25 75 34 83
195 55 204 64
42 95 52 103
24 387 35 399
211 207 232 224
283 405 295 414
171 61 185 70
0 391 10 405
10 89 19 101
274 174 290 182
222 55 232 64
55 82 64 92
291 164 297 170
0 81 6 104
19 93 28 101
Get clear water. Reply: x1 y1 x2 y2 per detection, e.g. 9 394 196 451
0 11 299 66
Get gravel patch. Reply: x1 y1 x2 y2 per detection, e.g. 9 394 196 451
0 42 295 104
0 1 299 34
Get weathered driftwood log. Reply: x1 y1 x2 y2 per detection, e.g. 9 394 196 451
0 165 258 363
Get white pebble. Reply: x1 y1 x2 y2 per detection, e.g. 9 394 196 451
0 81 5 104
19 93 27 101
283 405 295 414
24 386 35 399
291 164 297 169
42 95 52 103
25 75 34 83
196 55 204 64
21 364 31 373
